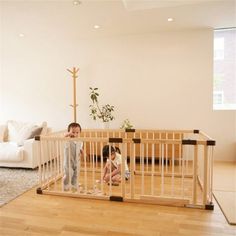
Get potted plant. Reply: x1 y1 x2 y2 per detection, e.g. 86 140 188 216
89 87 115 125
120 119 134 130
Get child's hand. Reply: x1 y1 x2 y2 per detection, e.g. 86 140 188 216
65 132 74 138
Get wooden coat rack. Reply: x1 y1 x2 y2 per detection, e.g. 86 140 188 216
67 67 79 123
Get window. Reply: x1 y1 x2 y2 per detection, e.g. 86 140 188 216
214 38 224 60
213 91 224 104
213 28 236 110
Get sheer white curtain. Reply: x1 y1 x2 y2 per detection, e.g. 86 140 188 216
213 28 236 110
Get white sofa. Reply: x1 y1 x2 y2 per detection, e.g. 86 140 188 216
0 120 49 169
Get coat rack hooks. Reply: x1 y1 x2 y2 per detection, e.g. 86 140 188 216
67 67 79 123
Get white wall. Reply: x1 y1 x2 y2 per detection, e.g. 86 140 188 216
1 24 236 161
0 4 3 123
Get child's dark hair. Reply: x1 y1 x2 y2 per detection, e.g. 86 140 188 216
102 145 115 158
67 122 82 132
115 146 121 154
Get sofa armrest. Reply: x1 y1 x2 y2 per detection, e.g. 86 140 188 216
0 124 7 142
23 137 53 167
23 138 40 168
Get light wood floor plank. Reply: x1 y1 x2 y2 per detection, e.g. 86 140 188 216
1 161 236 235
1 188 236 236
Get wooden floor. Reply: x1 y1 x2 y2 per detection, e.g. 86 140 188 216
0 162 236 236
213 161 236 192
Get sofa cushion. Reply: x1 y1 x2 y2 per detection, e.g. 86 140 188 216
40 121 48 136
0 142 24 162
28 127 43 139
7 120 46 146
7 121 36 145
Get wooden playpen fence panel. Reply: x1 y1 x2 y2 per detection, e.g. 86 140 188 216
36 129 215 209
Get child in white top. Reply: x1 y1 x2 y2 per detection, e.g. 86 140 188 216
63 122 83 191
102 145 129 185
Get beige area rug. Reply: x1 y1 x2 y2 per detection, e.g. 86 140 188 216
213 161 236 225
213 191 236 225
0 167 39 207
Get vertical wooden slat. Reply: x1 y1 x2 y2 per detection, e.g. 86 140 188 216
209 146 214 204
68 141 71 191
158 133 161 173
84 142 88 192
179 133 182 176
146 132 149 172
161 143 164 196
95 132 98 170
193 145 198 204
89 141 92 169
151 143 154 196
139 132 142 173
92 142 95 192
53 140 57 190
203 144 208 205
109 144 112 196
76 140 80 193
100 141 104 194
130 143 134 199
171 143 175 196
46 140 50 190
60 140 64 191
125 142 128 198
56 140 59 176
141 143 144 195
38 139 43 187
121 143 125 199
181 144 186 198
165 133 168 173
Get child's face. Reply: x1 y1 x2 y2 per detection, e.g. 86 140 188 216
110 152 116 160
69 127 80 138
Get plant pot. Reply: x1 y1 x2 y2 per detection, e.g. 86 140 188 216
103 122 110 129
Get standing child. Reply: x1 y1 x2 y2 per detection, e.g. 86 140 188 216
63 122 83 191
102 145 129 185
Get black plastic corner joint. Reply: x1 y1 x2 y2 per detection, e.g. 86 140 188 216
109 138 123 143
133 138 141 143
35 135 41 141
110 196 123 202
36 187 43 194
207 140 216 146
125 128 135 132
182 139 197 145
193 129 199 133
205 203 214 210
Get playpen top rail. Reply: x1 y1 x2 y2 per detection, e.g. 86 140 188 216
50 129 195 134
46 128 214 144
36 135 214 146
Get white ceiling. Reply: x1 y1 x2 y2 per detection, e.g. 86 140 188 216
123 0 216 11
1 0 236 39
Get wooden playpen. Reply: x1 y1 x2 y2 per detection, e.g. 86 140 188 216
36 129 215 209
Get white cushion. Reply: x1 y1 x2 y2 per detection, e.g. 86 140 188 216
7 121 36 144
7 120 46 146
0 125 7 142
0 142 24 162
40 121 48 136
28 126 43 139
